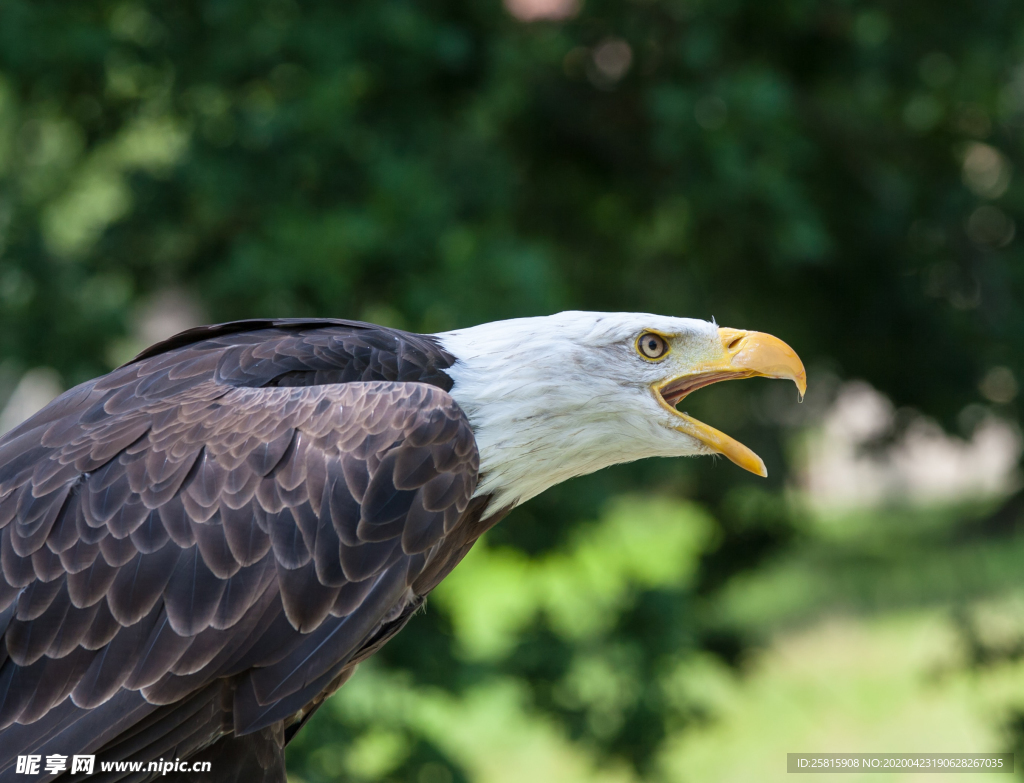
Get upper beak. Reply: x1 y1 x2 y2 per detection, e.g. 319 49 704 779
655 327 806 477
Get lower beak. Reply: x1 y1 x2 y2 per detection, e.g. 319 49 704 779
656 328 806 477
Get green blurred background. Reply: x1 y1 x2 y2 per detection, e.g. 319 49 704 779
2 0 1024 780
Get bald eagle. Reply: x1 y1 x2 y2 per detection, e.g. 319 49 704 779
0 313 804 782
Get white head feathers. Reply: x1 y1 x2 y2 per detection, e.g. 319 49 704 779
436 311 724 510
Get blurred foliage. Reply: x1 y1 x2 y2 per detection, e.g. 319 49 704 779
2 0 1024 780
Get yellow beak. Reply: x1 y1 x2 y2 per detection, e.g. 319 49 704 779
655 328 806 477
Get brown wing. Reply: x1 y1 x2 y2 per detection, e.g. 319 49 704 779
0 376 479 779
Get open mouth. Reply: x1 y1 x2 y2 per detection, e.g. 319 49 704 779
658 370 756 408
653 329 806 478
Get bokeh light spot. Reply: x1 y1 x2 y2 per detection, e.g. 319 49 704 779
962 142 1012 199
980 367 1018 404
966 205 1015 248
588 38 633 87
504 0 579 22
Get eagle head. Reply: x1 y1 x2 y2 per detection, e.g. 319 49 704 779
438 312 806 509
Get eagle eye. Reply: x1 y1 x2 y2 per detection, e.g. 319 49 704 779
637 332 669 360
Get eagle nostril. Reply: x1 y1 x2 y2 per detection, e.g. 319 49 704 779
726 335 744 351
